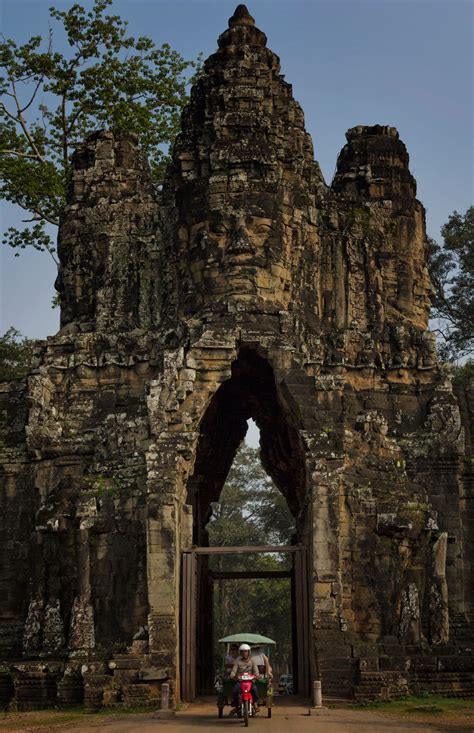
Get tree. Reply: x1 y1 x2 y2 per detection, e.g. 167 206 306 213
0 328 34 380
428 206 474 361
0 0 196 260
208 442 295 559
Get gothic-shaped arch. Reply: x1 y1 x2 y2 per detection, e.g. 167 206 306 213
181 347 312 699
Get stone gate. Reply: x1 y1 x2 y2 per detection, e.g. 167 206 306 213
1 4 473 710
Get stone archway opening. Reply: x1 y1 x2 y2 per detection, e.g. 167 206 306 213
182 347 311 699
186 347 307 545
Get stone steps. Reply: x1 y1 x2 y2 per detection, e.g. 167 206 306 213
94 641 161 709
353 671 409 702
83 673 113 711
411 670 474 697
109 657 142 671
320 671 354 699
56 671 84 707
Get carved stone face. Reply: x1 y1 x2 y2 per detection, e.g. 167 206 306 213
176 192 293 313
189 211 274 267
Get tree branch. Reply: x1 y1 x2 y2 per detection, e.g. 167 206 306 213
19 75 44 115
7 75 46 163
432 287 466 326
14 197 59 227
0 149 42 160
61 93 69 168
0 101 21 123
20 31 54 119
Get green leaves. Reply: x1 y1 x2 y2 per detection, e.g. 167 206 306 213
208 443 295 551
428 207 473 361
0 328 34 380
2 221 57 259
1 0 195 257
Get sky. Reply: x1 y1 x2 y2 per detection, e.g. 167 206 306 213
1 0 473 344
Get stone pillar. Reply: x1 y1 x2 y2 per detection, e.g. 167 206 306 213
43 600 66 653
68 530 95 656
430 532 449 644
145 431 194 702
22 597 44 657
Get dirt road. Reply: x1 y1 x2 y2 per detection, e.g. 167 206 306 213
52 700 474 733
1 699 473 733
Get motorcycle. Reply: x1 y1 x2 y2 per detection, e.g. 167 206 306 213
234 672 258 726
215 633 275 720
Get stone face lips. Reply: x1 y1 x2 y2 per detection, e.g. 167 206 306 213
1 3 473 709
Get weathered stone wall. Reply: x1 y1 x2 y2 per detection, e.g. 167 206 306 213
0 380 35 659
453 377 474 621
1 2 472 708
24 332 155 657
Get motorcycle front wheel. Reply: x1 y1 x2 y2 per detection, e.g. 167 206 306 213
243 699 249 726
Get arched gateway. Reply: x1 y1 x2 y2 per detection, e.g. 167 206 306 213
1 4 473 710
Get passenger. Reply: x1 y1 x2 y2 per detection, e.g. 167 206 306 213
251 644 273 679
225 643 239 676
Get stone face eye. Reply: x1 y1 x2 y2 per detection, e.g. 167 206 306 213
213 223 229 237
191 228 208 249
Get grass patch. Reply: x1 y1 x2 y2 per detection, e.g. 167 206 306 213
0 711 84 730
353 694 474 715
0 706 156 731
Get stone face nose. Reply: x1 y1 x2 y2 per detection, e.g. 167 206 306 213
227 225 257 256
229 4 255 27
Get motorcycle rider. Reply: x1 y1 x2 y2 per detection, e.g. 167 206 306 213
230 643 260 713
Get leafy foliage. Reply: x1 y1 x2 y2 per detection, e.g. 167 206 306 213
208 442 294 551
208 442 295 672
452 360 474 390
452 361 474 448
0 327 34 380
0 0 196 258
428 207 473 361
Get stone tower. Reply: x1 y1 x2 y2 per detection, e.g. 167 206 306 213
1 4 473 708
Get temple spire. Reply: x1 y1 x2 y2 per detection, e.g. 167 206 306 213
228 4 255 28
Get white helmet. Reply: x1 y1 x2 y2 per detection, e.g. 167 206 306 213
239 643 251 652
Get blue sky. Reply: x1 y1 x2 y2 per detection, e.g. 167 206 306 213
1 0 473 340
